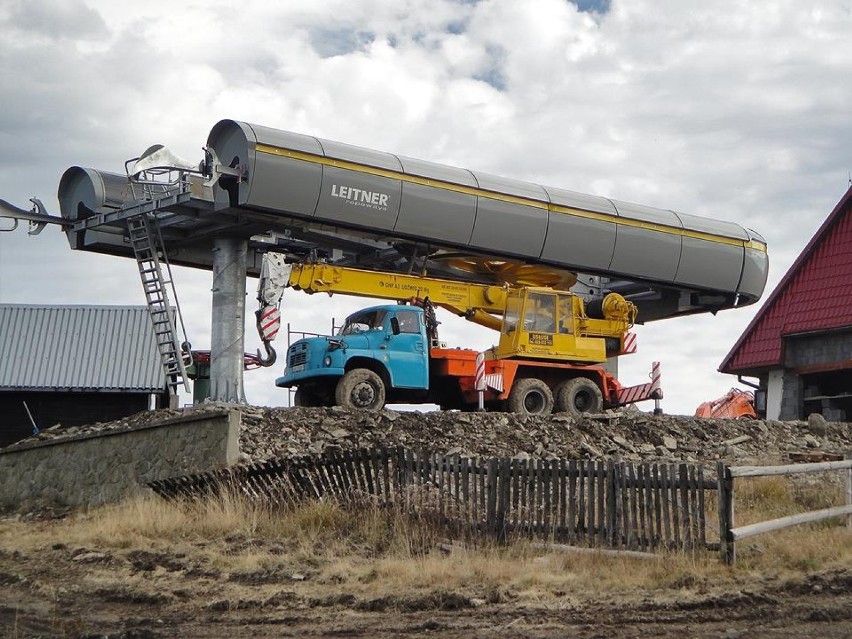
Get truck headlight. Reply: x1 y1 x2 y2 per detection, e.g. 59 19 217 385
324 356 333 367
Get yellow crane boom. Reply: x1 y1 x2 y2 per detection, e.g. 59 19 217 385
287 261 510 330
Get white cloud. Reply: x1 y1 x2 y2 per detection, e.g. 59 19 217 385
1 0 851 415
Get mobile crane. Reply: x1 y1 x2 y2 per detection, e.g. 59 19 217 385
261 256 661 416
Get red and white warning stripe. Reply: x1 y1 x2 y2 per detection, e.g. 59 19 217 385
475 351 486 391
616 361 663 405
650 360 661 397
622 331 637 354
258 305 281 342
484 373 504 393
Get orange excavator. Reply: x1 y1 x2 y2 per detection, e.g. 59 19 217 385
695 388 757 420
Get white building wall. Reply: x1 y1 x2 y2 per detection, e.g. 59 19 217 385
766 368 784 421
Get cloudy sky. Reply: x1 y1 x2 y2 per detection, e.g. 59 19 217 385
1 0 851 415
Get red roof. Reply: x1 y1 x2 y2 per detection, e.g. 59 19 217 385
720 186 852 374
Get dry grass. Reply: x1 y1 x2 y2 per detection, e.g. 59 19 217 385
733 474 844 523
729 474 851 572
1 472 849 610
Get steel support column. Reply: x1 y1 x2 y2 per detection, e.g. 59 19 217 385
209 237 248 403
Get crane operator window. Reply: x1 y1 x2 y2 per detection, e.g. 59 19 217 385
503 293 522 333
525 293 557 334
557 294 573 334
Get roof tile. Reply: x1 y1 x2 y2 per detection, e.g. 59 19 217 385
721 187 852 373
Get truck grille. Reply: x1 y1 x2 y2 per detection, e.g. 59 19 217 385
288 346 308 368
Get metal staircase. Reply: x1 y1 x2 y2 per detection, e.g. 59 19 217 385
127 214 191 393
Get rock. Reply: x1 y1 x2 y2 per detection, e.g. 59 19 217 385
807 413 828 437
803 434 820 449
612 435 636 452
580 442 603 458
291 573 306 581
662 436 678 451
72 551 109 563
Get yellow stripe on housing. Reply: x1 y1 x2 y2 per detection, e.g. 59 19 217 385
255 143 766 252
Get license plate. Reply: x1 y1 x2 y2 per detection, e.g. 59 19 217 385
290 364 305 373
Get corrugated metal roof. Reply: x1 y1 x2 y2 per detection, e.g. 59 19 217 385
720 187 852 374
0 305 166 392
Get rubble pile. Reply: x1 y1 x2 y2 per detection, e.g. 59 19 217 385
237 406 851 465
11 404 849 466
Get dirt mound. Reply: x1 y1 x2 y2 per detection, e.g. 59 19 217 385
10 404 850 466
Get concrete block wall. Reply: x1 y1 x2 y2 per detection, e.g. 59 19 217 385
0 409 240 511
779 369 803 421
780 331 852 420
785 331 852 369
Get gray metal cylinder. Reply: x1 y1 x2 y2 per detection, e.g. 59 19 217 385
209 237 248 403
206 119 770 307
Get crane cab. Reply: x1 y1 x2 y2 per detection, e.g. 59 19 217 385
494 288 634 364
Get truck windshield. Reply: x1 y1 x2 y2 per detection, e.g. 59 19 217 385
339 310 388 335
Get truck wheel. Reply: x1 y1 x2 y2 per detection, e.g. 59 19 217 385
293 386 323 407
335 369 386 411
507 378 554 415
556 377 603 418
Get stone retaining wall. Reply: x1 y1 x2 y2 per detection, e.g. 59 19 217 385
0 409 240 511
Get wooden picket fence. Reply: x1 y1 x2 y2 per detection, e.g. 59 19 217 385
150 446 716 552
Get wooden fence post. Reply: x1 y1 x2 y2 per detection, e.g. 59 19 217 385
606 461 616 546
717 461 735 565
845 452 852 529
497 459 510 543
486 458 499 542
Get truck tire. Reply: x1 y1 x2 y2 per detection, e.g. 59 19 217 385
335 369 386 411
507 378 554 415
293 386 323 407
556 377 603 418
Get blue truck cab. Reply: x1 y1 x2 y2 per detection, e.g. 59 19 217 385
276 304 429 409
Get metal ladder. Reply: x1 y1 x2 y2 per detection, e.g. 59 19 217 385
127 214 191 393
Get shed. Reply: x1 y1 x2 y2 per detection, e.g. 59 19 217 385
0 305 169 446
720 187 852 420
